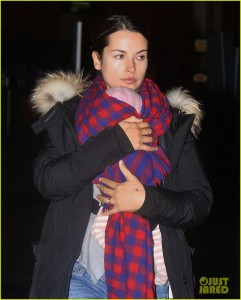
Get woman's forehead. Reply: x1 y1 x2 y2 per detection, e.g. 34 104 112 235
107 30 148 50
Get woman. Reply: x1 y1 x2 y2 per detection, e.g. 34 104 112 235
30 15 212 299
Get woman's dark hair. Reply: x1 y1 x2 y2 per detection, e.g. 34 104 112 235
91 15 150 58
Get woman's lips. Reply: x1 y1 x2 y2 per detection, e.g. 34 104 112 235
122 78 136 84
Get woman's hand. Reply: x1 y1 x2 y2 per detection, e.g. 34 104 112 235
96 160 145 216
118 116 157 151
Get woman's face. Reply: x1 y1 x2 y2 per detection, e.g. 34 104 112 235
92 30 148 91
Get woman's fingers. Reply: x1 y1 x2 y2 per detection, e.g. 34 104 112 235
99 177 118 189
141 136 154 144
102 206 119 216
97 161 145 215
96 194 113 204
123 116 143 123
97 183 114 197
140 144 158 151
118 160 135 180
141 127 152 136
118 117 156 151
138 127 153 140
137 121 150 129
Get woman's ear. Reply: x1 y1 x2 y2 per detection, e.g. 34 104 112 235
92 51 102 70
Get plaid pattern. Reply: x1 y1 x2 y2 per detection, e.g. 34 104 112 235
75 75 172 298
105 212 155 298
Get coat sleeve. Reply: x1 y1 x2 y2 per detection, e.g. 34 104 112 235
33 124 133 201
135 131 213 229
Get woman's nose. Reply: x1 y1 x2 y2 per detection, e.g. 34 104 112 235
126 59 135 73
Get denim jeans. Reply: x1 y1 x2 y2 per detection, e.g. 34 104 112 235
156 281 169 298
68 261 169 298
68 261 107 298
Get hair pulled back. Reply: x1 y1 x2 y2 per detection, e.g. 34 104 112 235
92 15 150 57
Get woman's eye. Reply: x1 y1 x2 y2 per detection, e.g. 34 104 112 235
136 55 146 61
115 54 124 59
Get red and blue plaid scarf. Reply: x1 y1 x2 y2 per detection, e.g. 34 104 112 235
75 75 172 298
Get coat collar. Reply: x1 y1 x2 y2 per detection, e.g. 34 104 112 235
30 72 203 138
165 110 194 170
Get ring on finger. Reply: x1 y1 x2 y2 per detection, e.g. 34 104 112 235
106 197 111 204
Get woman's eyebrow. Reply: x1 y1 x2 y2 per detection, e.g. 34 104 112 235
111 50 126 53
111 49 148 53
136 50 148 54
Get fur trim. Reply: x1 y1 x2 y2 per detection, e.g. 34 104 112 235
31 71 90 115
31 72 203 138
166 87 203 138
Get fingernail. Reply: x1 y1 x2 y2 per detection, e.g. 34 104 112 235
99 178 103 182
119 160 124 164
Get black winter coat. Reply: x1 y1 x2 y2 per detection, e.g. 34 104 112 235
29 74 212 299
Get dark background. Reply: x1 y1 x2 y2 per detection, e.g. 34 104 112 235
2 1 240 299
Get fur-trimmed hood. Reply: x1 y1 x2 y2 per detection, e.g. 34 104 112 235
31 71 90 115
31 71 203 138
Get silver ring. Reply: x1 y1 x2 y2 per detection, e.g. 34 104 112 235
107 198 111 204
145 129 148 136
